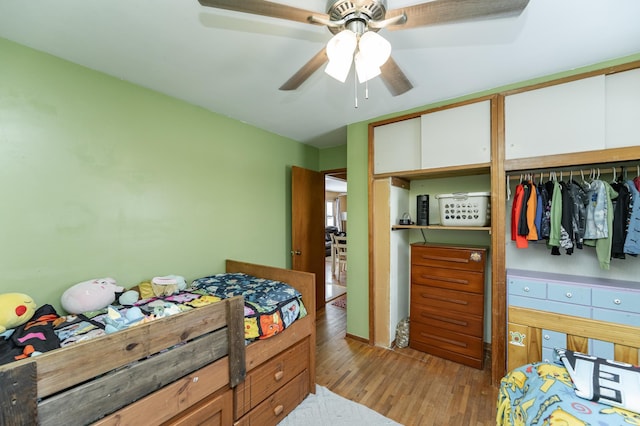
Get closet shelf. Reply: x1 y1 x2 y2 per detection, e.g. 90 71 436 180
392 224 491 232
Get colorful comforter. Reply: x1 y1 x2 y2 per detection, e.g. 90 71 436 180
1 273 306 364
497 362 640 425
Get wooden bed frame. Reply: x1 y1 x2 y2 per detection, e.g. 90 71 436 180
507 306 640 372
0 260 316 426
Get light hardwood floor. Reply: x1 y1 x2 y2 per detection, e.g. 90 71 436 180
315 302 499 426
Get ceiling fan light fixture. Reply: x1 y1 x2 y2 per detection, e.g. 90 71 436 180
324 29 357 82
354 52 381 83
358 31 391 67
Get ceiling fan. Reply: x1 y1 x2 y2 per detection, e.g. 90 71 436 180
198 0 530 96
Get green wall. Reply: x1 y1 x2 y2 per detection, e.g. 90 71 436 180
345 52 640 340
319 144 347 171
0 38 318 313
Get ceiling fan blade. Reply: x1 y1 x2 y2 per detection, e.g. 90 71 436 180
385 0 530 30
198 0 329 25
279 47 328 91
380 57 413 96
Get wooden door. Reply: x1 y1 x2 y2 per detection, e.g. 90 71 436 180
291 166 326 310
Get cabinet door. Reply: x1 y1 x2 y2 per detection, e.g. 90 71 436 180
420 100 491 169
373 117 421 174
505 75 605 159
606 67 640 148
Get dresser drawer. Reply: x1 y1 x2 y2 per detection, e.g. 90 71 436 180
508 277 546 299
541 329 566 349
592 288 640 314
234 338 309 418
593 308 640 327
409 322 483 359
235 370 309 426
547 284 591 306
412 265 484 294
411 284 483 316
411 245 486 272
410 304 483 337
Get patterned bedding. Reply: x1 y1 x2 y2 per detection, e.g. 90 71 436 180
1 273 306 364
497 362 640 425
57 273 305 348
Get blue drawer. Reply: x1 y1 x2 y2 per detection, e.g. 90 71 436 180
509 296 591 318
509 295 544 310
541 329 566 349
591 340 614 360
592 288 640 314
547 283 591 306
542 347 556 364
508 278 546 299
546 300 591 317
593 308 640 327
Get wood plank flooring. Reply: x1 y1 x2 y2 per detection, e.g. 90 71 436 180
315 302 499 426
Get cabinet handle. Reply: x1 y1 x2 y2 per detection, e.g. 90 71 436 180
565 292 572 298
274 371 284 381
614 298 622 305
523 286 530 292
544 334 550 340
273 405 284 416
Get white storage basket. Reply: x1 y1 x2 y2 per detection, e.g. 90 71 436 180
436 192 490 226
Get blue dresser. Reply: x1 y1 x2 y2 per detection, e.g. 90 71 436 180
507 269 640 365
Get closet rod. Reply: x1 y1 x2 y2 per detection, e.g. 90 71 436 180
506 162 640 181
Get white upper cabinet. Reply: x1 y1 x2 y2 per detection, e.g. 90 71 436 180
420 100 491 169
505 76 606 160
373 117 421 174
605 67 640 149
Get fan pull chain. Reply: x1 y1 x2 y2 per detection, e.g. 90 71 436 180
365 80 369 100
354 68 358 108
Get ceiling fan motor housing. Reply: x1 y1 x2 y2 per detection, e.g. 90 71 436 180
326 0 387 34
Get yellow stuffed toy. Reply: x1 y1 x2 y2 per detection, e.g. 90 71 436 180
0 293 37 334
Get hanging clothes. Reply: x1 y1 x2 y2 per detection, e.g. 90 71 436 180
624 179 640 255
584 180 608 240
584 181 618 270
538 182 552 240
548 180 563 255
526 181 539 241
559 181 574 254
511 183 528 249
611 181 631 259
568 181 589 250
517 181 531 239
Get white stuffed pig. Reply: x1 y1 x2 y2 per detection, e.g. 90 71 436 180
61 278 124 314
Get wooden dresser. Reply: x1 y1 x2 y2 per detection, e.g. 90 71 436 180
410 243 487 369
233 337 310 426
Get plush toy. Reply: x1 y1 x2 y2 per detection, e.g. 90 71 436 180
118 289 140 306
61 278 124 314
0 293 37 334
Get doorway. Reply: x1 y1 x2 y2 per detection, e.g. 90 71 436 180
324 169 347 303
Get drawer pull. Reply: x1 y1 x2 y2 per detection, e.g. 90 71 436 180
544 334 550 340
565 292 572 299
274 405 284 416
421 293 468 306
420 274 468 285
523 286 530 292
422 332 467 348
274 371 284 381
421 312 467 327
614 298 622 305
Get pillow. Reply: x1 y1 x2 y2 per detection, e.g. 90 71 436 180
555 348 640 414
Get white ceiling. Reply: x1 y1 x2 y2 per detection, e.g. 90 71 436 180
1 1 639 149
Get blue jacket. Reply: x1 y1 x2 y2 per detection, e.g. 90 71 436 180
623 180 640 255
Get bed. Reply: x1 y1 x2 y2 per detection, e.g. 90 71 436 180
0 260 316 426
498 306 640 425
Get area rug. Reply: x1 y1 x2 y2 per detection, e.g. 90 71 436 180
278 385 402 425
330 295 346 309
